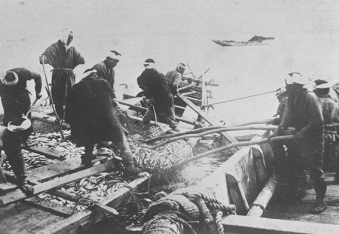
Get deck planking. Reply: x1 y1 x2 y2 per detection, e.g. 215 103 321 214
264 173 339 225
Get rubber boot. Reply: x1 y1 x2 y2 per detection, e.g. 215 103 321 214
6 149 27 183
310 180 327 214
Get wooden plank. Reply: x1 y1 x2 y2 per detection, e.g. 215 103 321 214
247 173 282 217
0 183 18 193
0 161 116 207
222 214 339 234
226 147 262 215
36 175 149 234
22 145 67 161
22 196 73 217
176 93 238 148
26 159 84 182
264 205 339 225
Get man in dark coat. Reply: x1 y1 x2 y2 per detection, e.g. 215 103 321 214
165 63 186 95
64 69 139 176
137 59 178 133
92 50 121 100
39 30 85 120
313 80 339 182
0 68 42 193
271 72 326 214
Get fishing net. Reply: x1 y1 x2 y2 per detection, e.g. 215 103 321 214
115 108 164 139
115 108 194 178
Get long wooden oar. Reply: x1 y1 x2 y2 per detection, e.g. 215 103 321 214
171 135 295 171
0 161 116 207
145 126 277 149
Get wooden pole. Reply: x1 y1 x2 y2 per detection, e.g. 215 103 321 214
145 126 277 149
0 161 116 207
246 173 282 217
115 99 196 126
41 63 64 139
171 135 295 171
176 93 239 147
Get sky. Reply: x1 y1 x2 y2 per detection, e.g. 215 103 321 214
0 0 338 126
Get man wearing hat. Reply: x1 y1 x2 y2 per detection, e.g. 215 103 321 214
137 59 179 133
39 29 85 121
313 80 339 182
165 63 186 95
0 68 42 193
64 69 140 177
271 72 327 214
92 50 121 101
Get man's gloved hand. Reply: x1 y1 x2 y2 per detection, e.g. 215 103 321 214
268 125 284 140
39 55 47 64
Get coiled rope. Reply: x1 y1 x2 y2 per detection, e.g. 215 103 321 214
143 187 236 234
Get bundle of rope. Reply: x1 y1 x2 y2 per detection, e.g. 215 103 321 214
142 186 236 234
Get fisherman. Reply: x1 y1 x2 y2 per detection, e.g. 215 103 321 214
64 69 140 177
269 84 300 192
137 59 179 133
91 50 121 103
39 29 85 121
270 72 327 214
313 80 339 182
0 68 42 194
165 63 186 95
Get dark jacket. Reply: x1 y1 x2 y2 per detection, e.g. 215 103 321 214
281 90 324 138
137 69 174 112
40 40 84 69
92 61 116 98
317 94 339 127
165 69 182 94
0 68 42 125
65 73 123 146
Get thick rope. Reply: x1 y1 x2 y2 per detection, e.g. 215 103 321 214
143 189 236 234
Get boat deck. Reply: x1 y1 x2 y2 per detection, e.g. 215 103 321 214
264 172 339 225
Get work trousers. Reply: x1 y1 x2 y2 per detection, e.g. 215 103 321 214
2 127 32 184
143 105 177 130
299 133 326 203
51 69 75 120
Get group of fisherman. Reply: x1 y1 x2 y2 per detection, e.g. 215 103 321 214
0 30 186 194
269 72 339 214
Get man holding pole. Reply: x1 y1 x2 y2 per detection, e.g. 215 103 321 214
39 29 85 121
165 63 186 95
270 72 327 214
137 59 179 133
0 68 42 194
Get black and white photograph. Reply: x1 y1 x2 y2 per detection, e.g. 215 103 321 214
0 0 338 233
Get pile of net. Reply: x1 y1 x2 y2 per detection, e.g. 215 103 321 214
115 109 194 178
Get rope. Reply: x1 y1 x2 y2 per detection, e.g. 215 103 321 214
143 188 237 234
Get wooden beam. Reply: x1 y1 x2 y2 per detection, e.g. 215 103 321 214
222 215 339 234
22 145 67 160
36 175 150 234
0 161 116 207
246 173 282 217
176 93 238 147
